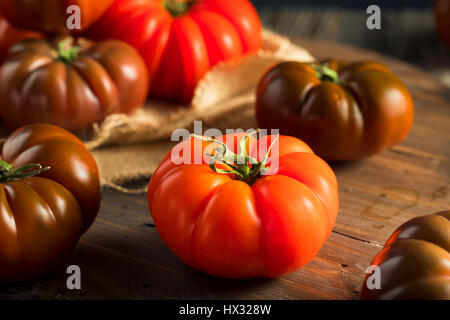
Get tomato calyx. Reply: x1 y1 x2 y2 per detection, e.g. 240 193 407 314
191 130 279 185
309 62 340 84
163 0 197 17
0 159 50 183
57 37 81 64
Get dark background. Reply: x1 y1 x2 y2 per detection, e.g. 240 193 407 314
253 0 431 8
252 0 449 88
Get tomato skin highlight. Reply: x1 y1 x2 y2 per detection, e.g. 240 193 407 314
86 0 262 103
148 134 339 279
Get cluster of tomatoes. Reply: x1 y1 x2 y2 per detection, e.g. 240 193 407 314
0 0 266 284
0 0 262 131
0 0 447 300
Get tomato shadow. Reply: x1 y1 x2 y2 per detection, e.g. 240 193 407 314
327 159 367 173
179 268 278 299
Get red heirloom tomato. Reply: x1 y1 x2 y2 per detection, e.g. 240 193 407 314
0 11 41 64
435 0 450 46
147 132 339 279
0 37 148 132
0 124 100 284
0 0 114 34
361 211 450 300
256 60 414 161
86 0 262 103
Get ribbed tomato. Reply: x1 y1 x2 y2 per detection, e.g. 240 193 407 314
0 37 148 132
361 211 450 300
147 132 339 279
0 124 100 284
86 0 262 103
256 60 414 161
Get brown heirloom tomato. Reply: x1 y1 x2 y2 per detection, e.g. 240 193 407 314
0 124 100 284
0 0 114 34
361 211 450 300
0 37 149 132
256 60 414 161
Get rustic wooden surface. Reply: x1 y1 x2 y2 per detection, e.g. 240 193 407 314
0 37 449 300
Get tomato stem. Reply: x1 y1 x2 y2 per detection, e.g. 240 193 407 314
57 37 81 64
309 62 340 83
0 159 50 184
191 130 279 185
163 0 197 17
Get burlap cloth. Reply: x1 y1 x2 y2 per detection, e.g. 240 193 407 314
90 30 314 192
5 30 315 193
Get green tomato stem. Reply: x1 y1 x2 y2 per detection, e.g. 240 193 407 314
309 62 340 83
191 130 279 185
0 158 50 184
163 0 197 17
57 37 81 64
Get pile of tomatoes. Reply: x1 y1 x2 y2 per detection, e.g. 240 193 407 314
0 0 446 301
0 0 266 284
0 0 262 132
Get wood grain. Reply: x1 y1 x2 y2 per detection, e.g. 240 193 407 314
0 38 448 300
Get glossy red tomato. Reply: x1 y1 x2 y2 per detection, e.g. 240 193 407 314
87 0 262 103
148 132 339 279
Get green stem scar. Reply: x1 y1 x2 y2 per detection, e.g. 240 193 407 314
0 159 50 184
57 37 81 64
309 62 340 83
163 0 197 17
191 130 279 185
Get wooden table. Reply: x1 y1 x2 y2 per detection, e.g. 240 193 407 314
1 39 449 300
